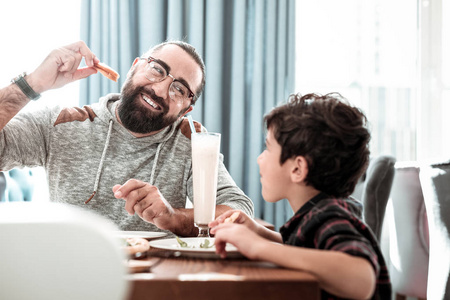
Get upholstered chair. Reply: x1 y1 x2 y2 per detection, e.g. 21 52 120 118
353 155 396 241
420 160 450 300
388 162 428 300
0 202 129 300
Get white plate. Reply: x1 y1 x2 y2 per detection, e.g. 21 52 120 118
149 237 243 259
115 231 167 240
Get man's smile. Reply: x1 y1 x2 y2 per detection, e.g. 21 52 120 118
141 93 162 111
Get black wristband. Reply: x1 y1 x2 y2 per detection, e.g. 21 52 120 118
11 72 41 101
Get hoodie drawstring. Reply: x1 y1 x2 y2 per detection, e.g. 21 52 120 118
149 142 164 186
85 119 114 204
85 118 166 204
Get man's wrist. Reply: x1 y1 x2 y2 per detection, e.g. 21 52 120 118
169 208 198 237
25 72 44 94
11 72 41 100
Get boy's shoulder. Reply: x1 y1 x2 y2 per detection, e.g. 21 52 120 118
281 194 366 245
311 196 363 220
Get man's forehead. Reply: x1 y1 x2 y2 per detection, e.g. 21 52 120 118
149 44 185 62
149 44 202 91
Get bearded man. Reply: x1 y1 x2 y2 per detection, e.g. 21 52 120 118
0 40 254 237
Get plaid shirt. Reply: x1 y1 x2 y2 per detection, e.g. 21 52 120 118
280 193 391 300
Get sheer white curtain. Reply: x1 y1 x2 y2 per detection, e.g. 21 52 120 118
296 0 450 163
420 0 450 161
296 0 418 162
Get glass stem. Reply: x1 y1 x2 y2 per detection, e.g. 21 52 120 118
197 226 210 237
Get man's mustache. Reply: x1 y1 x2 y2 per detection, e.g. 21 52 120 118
139 86 168 112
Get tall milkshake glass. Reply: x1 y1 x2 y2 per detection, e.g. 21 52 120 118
191 132 221 237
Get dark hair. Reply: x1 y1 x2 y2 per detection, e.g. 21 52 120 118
264 93 371 197
146 41 206 105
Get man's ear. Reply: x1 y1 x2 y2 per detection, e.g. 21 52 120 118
179 105 194 119
291 156 309 183
127 58 140 77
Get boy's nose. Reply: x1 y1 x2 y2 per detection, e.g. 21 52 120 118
257 153 263 165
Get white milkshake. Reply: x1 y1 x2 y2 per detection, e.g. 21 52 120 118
191 132 221 236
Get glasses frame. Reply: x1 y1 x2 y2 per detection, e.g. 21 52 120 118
139 56 195 104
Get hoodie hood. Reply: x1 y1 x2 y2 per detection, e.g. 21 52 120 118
92 93 183 146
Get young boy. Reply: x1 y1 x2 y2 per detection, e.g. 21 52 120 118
210 93 391 299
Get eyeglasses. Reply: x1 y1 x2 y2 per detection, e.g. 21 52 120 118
139 56 195 105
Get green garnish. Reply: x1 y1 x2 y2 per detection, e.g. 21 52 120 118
176 236 189 248
199 239 214 248
175 236 215 249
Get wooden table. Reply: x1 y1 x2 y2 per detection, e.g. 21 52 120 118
126 248 320 300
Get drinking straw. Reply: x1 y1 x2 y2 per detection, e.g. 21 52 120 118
187 115 196 134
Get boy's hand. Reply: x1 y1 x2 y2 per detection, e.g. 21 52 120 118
213 223 267 260
209 209 257 231
210 210 267 260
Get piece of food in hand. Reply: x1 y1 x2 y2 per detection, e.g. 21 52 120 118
224 211 240 223
124 237 150 255
94 62 120 82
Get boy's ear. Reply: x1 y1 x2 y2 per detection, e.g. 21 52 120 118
291 156 309 183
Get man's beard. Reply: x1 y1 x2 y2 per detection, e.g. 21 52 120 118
118 81 181 134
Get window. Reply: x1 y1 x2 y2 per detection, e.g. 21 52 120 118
296 0 448 162
0 0 81 202
421 0 450 160
0 0 81 109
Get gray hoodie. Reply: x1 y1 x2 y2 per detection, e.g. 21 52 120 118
0 93 254 233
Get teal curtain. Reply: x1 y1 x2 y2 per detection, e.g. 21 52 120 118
80 0 295 230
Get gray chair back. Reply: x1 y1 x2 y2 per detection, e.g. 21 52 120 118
354 155 396 241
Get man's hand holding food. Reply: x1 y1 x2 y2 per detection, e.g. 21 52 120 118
27 41 99 94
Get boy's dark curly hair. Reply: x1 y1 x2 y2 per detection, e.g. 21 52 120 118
264 93 371 197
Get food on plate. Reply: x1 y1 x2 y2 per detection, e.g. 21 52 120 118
93 62 120 82
199 239 214 248
176 236 189 248
224 211 240 223
124 237 150 255
175 236 214 249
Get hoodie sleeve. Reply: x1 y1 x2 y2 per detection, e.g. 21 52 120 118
0 105 56 170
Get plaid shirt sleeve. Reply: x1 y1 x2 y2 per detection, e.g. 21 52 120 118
281 196 391 299
314 213 381 275
283 198 379 273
